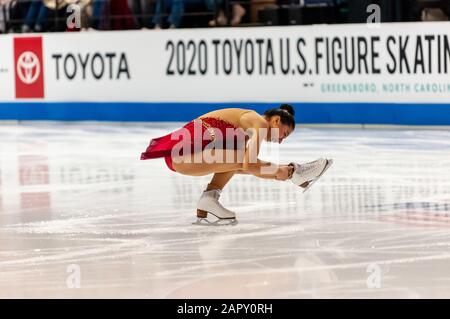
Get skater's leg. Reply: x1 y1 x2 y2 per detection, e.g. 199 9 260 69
172 149 288 180
172 150 242 221
196 171 236 219
172 149 244 176
173 160 243 176
206 171 236 191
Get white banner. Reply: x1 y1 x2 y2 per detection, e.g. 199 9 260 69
1 22 450 103
0 36 13 100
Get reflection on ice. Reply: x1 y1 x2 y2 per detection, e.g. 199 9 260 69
0 124 450 298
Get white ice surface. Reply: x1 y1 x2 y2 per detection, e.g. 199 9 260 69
1 123 450 298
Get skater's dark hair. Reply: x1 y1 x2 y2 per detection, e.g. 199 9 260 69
264 104 296 129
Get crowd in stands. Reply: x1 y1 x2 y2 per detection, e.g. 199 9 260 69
0 0 249 32
0 0 448 33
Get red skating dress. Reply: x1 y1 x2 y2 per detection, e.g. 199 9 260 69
140 117 245 172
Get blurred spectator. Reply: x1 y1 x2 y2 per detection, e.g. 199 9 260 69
110 0 135 29
0 0 13 33
152 0 184 28
207 0 246 26
8 0 30 32
91 0 107 29
91 0 135 30
421 7 448 20
21 0 50 32
152 0 245 28
418 0 449 21
23 0 80 32
129 0 154 29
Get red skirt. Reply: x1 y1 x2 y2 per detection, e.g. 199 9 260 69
140 117 244 172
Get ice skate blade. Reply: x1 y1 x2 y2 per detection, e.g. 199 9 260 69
192 217 238 226
303 159 333 193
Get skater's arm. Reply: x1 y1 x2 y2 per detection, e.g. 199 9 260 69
242 158 292 180
239 112 293 180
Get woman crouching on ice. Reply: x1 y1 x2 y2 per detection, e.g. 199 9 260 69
141 105 332 225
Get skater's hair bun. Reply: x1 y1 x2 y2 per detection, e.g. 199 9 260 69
264 104 296 128
280 104 295 117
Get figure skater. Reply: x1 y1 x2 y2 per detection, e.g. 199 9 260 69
141 105 332 225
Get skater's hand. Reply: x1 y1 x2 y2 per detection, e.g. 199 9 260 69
276 165 293 181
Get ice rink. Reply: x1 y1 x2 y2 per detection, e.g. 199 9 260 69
1 123 450 298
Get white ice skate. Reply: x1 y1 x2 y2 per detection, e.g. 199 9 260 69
290 158 333 193
193 189 238 226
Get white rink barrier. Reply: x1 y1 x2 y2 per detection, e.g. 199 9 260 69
0 22 450 124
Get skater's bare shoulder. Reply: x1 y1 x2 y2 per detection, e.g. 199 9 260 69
239 110 268 131
199 108 267 131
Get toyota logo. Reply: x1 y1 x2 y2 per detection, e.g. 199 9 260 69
17 51 41 85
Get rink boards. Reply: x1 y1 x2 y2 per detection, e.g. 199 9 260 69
1 22 450 124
